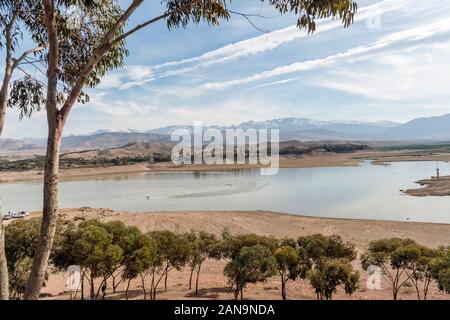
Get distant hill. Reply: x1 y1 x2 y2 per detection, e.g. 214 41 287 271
59 131 171 151
383 113 450 140
61 141 173 160
4 114 450 153
0 138 42 152
279 129 377 141
152 118 398 137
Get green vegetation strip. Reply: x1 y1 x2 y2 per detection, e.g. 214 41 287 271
4 218 450 300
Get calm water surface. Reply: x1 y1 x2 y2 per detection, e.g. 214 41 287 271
1 161 450 223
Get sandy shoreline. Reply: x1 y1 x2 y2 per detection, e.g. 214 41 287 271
21 208 450 300
404 176 450 196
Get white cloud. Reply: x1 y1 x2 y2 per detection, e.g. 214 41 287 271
99 65 154 90
112 0 410 89
153 0 408 68
86 93 157 117
249 77 302 90
200 18 450 90
314 42 450 101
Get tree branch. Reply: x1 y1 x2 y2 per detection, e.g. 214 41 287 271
228 10 270 33
59 0 144 126
12 46 46 71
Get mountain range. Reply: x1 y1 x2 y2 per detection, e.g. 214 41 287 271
3 113 450 152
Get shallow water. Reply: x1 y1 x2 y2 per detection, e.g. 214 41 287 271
1 160 450 223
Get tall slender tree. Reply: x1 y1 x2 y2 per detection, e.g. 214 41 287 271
23 0 357 299
0 0 46 300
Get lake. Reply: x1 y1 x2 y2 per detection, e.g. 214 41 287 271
1 160 450 223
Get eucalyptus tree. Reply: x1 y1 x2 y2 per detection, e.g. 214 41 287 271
224 244 277 300
361 238 421 300
297 234 359 300
148 230 190 299
24 0 358 299
70 220 123 300
308 257 359 300
4 218 73 299
274 244 300 300
186 230 220 295
0 0 46 137
0 0 46 300
430 246 450 295
407 246 442 300
121 227 156 300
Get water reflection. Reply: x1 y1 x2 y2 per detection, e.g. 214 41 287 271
1 161 450 223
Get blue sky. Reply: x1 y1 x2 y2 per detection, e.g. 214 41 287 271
3 0 450 138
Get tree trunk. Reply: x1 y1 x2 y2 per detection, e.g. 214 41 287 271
112 273 123 293
281 277 286 301
141 275 146 300
424 280 430 301
195 264 202 295
150 269 155 300
164 268 168 291
23 0 60 300
23 122 62 299
0 19 13 301
126 279 131 300
81 272 85 300
90 274 95 300
393 288 398 301
234 284 239 300
0 221 9 300
0 69 11 136
0 21 13 137
240 288 243 300
189 267 194 290
95 278 106 300
414 284 421 300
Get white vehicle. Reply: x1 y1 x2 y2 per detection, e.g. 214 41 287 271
10 211 25 219
18 211 30 216
2 213 12 221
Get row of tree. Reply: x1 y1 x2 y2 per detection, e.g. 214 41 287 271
0 154 170 172
4 218 450 300
0 0 359 300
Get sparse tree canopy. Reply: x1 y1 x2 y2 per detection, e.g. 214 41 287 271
186 230 219 295
297 234 357 266
4 218 72 299
274 244 300 300
224 244 277 300
308 257 359 300
147 230 190 299
430 246 450 295
121 227 156 300
221 233 278 260
407 246 443 300
361 238 421 300
297 234 358 300
70 220 123 299
267 0 357 32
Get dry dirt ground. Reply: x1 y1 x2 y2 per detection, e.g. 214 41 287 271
29 208 450 300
